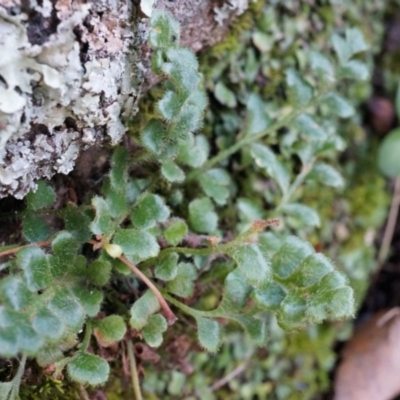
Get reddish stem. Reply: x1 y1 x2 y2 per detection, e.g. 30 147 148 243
0 240 51 258
118 255 177 325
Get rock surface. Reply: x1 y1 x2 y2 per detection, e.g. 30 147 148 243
0 0 252 199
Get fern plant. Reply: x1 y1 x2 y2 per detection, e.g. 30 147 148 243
0 10 370 398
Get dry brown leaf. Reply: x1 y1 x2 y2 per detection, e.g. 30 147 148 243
334 309 400 400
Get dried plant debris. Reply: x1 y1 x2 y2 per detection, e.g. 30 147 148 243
334 310 400 400
0 1 140 199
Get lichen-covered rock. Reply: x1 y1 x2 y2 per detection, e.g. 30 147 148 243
0 1 139 198
0 0 247 199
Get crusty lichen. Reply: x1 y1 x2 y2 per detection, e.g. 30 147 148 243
0 1 140 199
214 0 257 26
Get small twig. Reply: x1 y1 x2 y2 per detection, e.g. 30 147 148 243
127 340 143 400
377 307 400 328
78 384 91 400
0 240 51 258
377 175 400 267
209 360 250 392
118 255 177 325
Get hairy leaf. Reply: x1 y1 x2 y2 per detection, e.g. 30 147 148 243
130 290 160 330
142 314 168 347
94 315 127 347
67 353 110 386
196 317 221 352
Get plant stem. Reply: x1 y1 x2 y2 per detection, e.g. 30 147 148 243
10 354 27 399
160 290 223 319
119 255 177 325
377 175 400 266
80 321 92 352
186 89 328 183
78 384 91 400
0 240 51 258
209 359 249 392
186 109 298 182
277 158 316 210
127 340 143 400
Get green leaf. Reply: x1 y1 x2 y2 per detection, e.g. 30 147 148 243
338 60 369 81
214 82 237 108
109 147 128 191
331 33 350 65
149 10 180 49
252 31 273 53
271 236 314 279
141 119 168 156
36 346 64 367
277 292 307 330
345 27 368 57
64 205 92 243
26 181 56 210
142 314 167 347
282 203 321 228
131 194 170 229
309 51 334 78
231 243 272 288
17 247 51 291
22 216 50 242
323 93 354 118
158 90 184 121
219 268 252 313
231 315 266 346
163 219 188 246
285 69 313 107
32 308 64 340
94 315 127 347
196 317 221 352
163 48 200 94
86 259 112 286
188 197 218 233
177 134 209 167
310 163 344 188
245 93 271 136
155 252 179 281
67 353 110 386
166 262 197 298
16 320 43 354
307 277 354 323
0 276 33 311
0 326 18 357
250 143 290 194
72 287 103 317
289 253 334 288
295 114 327 141
130 290 160 330
169 103 204 138
90 196 114 237
161 160 185 183
48 289 85 330
51 231 79 263
113 229 160 260
377 128 400 177
253 283 286 311
103 178 129 219
332 28 367 65
199 168 231 205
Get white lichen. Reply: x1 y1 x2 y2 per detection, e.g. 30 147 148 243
0 1 140 199
214 0 256 26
